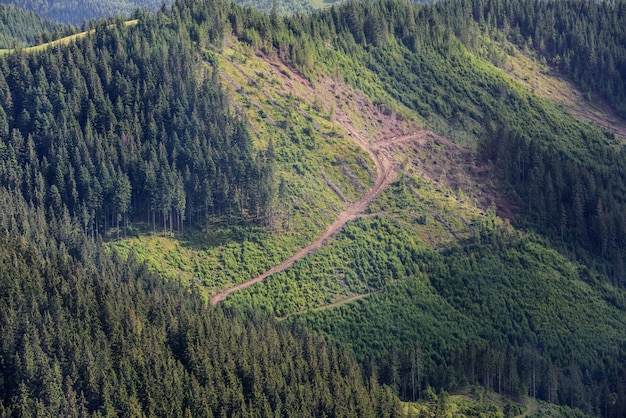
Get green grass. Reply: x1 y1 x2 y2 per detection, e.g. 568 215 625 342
403 387 596 418
110 37 381 295
309 0 336 9
224 168 483 317
0 20 138 54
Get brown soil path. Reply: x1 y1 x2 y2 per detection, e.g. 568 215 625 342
210 131 423 304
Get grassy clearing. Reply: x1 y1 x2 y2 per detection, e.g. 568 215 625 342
217 41 375 204
310 0 336 9
110 37 382 295
403 387 595 418
224 163 485 317
111 226 298 294
470 36 626 139
505 48 626 139
0 20 138 55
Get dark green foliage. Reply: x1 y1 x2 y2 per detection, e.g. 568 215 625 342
1 0 312 26
0 4 273 239
2 0 626 416
479 117 626 285
0 1 403 415
294 219 626 416
0 231 401 416
0 136 398 416
0 4 68 47
460 0 626 118
235 0 313 16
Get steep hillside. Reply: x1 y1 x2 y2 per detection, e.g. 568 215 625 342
1 0 626 416
211 1 626 415
0 4 67 47
108 0 626 414
0 3 403 416
213 31 626 415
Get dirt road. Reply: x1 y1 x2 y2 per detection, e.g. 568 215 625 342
210 130 426 304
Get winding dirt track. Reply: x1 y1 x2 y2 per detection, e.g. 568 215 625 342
210 130 429 304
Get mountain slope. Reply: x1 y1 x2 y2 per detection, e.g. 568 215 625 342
208 1 626 415
1 0 626 416
0 4 67 47
220 50 626 405
102 2 626 414
0 3 403 416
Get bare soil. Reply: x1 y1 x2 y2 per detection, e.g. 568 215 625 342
210 121 403 303
375 131 518 220
211 53 517 304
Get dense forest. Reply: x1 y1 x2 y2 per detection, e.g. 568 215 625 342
0 4 67 47
0 7 275 240
0 0 315 25
1 0 626 415
0 231 400 416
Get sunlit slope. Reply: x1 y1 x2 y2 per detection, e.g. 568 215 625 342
4 0 626 415
114 38 385 293
208 6 626 413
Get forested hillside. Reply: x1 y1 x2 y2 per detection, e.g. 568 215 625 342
0 1 401 416
0 0 313 25
0 4 71 49
1 0 626 416
214 0 626 416
0 231 400 416
276 0 626 281
0 8 274 241
465 0 626 119
0 4 67 47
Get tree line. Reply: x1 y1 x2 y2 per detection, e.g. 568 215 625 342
0 228 402 416
0 4 69 48
0 0 166 25
0 7 275 240
457 0 626 118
